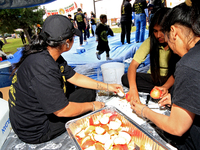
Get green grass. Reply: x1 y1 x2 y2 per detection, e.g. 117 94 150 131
2 38 26 55
2 26 138 55
111 26 136 33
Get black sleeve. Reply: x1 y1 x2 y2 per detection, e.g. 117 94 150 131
82 13 85 19
142 1 148 9
173 66 200 115
58 57 76 78
127 3 132 14
95 24 100 35
107 26 114 36
132 3 135 12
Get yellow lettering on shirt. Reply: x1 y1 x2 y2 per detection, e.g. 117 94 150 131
60 66 67 94
122 5 125 14
9 85 16 101
9 98 15 107
62 76 66 93
135 3 143 14
100 30 108 42
76 14 83 22
9 74 17 107
12 74 17 84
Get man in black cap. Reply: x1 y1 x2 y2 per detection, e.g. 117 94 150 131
74 8 87 46
8 14 122 144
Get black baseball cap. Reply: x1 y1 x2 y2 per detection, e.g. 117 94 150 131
41 14 81 41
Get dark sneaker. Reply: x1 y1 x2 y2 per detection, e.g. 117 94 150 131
106 57 112 60
96 52 101 60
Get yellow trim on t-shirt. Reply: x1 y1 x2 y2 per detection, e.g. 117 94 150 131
133 37 171 76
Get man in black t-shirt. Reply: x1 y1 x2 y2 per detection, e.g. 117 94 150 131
74 8 87 46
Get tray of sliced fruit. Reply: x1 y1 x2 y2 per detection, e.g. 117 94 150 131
65 106 170 150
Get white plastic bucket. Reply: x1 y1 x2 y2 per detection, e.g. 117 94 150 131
101 62 124 85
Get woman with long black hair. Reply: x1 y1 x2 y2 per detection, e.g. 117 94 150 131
120 0 132 45
121 7 180 104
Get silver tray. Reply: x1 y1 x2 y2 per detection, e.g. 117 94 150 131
65 106 170 150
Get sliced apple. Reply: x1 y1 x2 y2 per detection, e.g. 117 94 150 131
95 126 105 135
108 129 118 136
85 126 95 135
104 139 113 150
100 115 109 124
100 124 109 133
89 117 100 126
94 143 105 150
109 114 118 122
81 139 95 150
84 145 96 150
93 133 110 144
109 118 122 130
113 144 129 150
118 90 125 97
77 129 86 138
114 137 126 145
118 131 131 144
81 136 91 146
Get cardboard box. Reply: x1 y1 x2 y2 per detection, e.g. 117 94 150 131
0 86 10 101
0 98 12 149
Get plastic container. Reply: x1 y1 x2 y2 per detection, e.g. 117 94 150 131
65 106 170 150
0 61 12 88
101 62 124 85
76 47 86 54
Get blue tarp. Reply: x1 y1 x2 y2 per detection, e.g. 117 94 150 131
2 29 150 82
62 30 149 66
62 30 150 81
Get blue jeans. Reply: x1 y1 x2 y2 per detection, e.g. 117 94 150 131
135 13 146 42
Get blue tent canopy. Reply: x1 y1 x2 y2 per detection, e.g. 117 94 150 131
0 0 55 9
